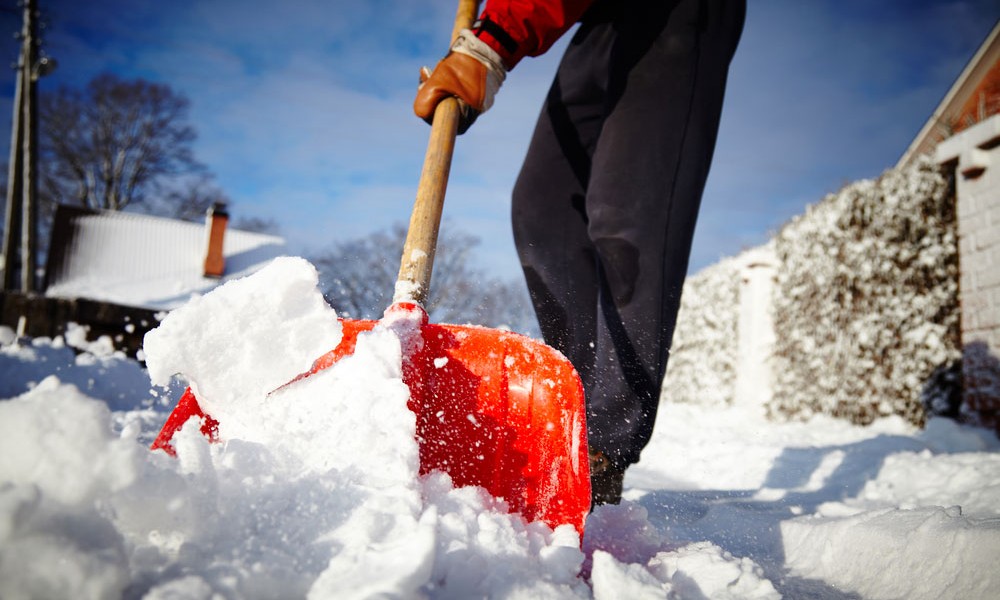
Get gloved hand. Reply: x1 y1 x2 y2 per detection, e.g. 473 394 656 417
414 29 507 134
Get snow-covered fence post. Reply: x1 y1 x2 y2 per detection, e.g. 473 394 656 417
734 244 777 412
936 114 1000 433
660 245 778 411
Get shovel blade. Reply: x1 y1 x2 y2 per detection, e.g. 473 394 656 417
152 306 591 535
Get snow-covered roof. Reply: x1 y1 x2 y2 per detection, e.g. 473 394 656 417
44 206 286 311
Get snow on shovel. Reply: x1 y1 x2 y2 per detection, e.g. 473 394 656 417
150 0 591 536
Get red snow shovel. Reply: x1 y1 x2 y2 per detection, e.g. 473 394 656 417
151 0 591 536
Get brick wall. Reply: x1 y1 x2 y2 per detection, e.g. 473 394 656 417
937 115 1000 431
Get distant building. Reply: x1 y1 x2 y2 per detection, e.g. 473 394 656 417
44 204 285 311
0 203 285 354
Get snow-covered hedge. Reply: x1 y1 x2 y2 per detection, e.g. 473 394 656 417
768 159 960 426
661 256 741 406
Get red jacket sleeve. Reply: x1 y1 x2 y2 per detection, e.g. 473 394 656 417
473 0 596 69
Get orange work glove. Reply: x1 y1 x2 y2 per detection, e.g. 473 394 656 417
414 29 507 134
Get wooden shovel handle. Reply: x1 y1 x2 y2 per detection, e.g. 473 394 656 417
393 0 480 306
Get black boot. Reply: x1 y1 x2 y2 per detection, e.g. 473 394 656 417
589 447 625 507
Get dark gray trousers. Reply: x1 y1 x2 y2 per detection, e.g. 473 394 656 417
512 0 745 468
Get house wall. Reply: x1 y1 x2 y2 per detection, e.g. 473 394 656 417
937 114 1000 431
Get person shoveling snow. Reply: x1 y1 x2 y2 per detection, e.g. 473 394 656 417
151 0 596 538
413 0 745 505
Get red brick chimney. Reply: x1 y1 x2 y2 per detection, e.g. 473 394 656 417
203 202 229 278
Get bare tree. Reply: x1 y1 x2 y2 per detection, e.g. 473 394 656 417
155 175 228 223
40 73 202 213
311 224 538 336
312 225 407 320
141 175 280 232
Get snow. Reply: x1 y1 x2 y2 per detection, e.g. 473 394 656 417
781 507 1000 600
2 257 1000 599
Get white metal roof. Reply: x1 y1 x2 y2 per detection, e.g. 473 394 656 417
44 208 287 311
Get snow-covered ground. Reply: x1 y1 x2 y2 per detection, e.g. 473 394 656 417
2 257 999 599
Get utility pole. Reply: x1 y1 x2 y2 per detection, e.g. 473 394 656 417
1 0 53 293
20 0 38 293
1 2 28 291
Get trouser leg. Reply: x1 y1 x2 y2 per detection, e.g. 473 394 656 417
511 22 612 386
513 0 745 468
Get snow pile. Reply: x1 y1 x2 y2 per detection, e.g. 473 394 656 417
143 257 345 430
769 158 959 426
631 403 1000 600
661 255 740 406
585 505 779 599
3 255 1000 599
1 258 591 598
782 507 1000 600
777 420 1000 599
0 322 182 416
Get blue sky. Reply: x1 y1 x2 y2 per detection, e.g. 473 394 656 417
1 0 998 281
